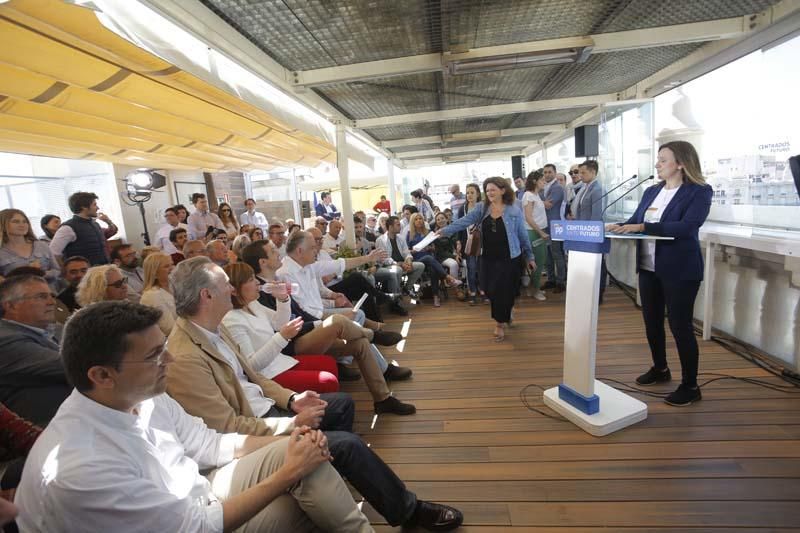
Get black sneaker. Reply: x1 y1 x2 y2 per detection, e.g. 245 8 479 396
541 281 556 290
383 364 412 381
665 384 702 406
374 395 416 415
635 367 672 386
336 364 361 382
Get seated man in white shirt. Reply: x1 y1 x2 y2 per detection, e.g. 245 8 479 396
375 215 426 299
321 220 345 255
155 207 187 254
268 223 287 259
239 198 269 234
15 300 371 533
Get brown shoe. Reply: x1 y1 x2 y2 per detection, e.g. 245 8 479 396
374 395 416 415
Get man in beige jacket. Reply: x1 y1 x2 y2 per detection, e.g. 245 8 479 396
166 257 463 532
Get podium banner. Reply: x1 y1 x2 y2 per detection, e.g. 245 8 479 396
550 220 604 242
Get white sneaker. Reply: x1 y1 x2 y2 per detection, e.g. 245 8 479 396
533 291 546 301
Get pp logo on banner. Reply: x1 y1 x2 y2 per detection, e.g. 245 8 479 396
551 222 565 238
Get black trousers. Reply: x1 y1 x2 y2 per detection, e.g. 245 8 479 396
329 273 384 322
480 255 523 323
638 270 701 387
267 392 417 526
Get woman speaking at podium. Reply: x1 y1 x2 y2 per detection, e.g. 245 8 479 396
438 177 535 342
607 141 713 406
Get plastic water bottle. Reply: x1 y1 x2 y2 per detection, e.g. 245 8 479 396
262 281 300 295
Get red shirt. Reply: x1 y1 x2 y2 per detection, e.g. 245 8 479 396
373 200 391 214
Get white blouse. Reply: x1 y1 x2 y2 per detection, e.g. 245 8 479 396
221 298 298 378
140 286 177 336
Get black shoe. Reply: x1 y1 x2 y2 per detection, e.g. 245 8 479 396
389 302 409 316
541 281 556 290
552 284 565 294
374 395 416 415
405 501 464 531
665 384 702 406
336 364 361 382
372 330 403 346
383 364 412 381
635 367 672 386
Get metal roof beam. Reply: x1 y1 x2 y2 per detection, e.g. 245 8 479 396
356 94 616 128
398 140 540 159
381 124 565 148
293 17 757 87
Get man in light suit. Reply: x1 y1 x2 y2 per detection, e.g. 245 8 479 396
573 159 608 303
165 257 463 532
0 275 70 425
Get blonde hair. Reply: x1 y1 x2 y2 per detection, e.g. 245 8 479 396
0 209 37 246
76 265 122 306
659 141 706 185
142 252 172 291
407 212 429 241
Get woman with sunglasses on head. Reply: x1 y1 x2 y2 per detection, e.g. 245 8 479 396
607 140 713 406
216 202 239 244
438 177 535 341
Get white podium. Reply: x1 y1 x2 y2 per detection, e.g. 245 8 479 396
542 222 671 436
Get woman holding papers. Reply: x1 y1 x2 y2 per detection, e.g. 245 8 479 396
438 177 535 341
607 141 713 406
406 213 461 307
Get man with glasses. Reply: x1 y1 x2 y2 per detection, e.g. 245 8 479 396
268 223 287 259
16 300 373 532
0 275 70 425
111 244 145 302
565 164 583 219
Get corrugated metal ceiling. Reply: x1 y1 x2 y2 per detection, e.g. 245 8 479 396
200 0 780 155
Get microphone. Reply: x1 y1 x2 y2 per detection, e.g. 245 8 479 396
593 174 638 205
601 175 655 216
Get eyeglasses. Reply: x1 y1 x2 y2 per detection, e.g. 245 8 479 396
108 278 128 289
490 218 497 233
569 170 579 175
125 344 169 366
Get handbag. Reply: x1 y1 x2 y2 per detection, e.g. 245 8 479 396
465 224 481 256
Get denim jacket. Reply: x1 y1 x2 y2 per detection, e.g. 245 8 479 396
441 201 533 261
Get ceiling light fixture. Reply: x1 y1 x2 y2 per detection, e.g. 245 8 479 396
443 46 593 76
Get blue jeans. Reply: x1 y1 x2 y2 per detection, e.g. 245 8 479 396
465 255 479 294
415 254 445 296
267 393 417 525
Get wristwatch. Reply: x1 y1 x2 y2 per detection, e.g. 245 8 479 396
287 393 297 411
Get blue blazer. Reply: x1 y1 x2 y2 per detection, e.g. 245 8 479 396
622 181 713 281
315 202 341 220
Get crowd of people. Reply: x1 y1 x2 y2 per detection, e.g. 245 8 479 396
0 144 711 529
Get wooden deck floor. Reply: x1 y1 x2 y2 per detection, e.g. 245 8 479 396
341 286 800 532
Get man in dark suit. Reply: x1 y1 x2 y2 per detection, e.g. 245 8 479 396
0 275 70 425
315 191 341 221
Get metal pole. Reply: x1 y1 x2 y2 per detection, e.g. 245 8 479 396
387 157 397 215
336 124 355 247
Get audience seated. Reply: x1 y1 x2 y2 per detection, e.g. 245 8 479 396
154 207 186 254
182 239 207 259
164 260 461 530
231 233 251 261
247 226 264 243
0 275 70 425
1 402 42 518
267 223 287 259
169 227 187 264
0 209 60 291
139 252 177 336
38 214 61 243
222 263 339 393
16 301 371 532
406 213 461 307
375 215 426 298
139 245 161 261
54 256 89 323
111 244 144 302
76 265 130 306
310 227 394 321
206 239 233 267
321 220 344 254
433 212 461 281
241 241 414 413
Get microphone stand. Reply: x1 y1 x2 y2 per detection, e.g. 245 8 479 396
601 176 655 216
593 174 637 205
